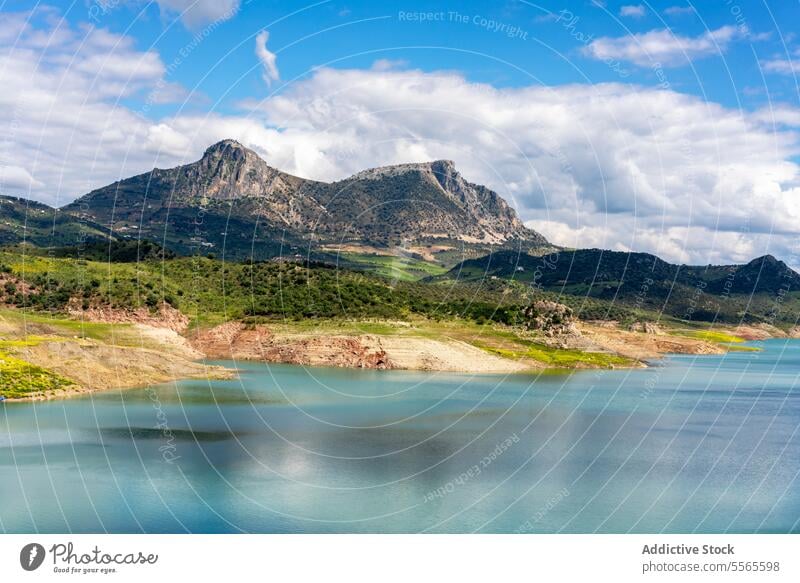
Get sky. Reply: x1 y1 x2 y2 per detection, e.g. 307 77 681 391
1 0 800 266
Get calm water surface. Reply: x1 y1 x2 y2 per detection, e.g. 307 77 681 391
2 339 799 533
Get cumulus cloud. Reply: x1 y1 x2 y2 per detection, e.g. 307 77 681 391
584 25 742 67
752 105 800 127
619 5 646 18
527 219 775 267
0 9 187 204
255 30 280 87
150 0 240 29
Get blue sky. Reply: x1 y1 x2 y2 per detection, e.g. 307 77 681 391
11 0 798 111
1 0 800 265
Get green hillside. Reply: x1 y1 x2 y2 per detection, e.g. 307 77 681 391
0 246 647 329
435 249 800 327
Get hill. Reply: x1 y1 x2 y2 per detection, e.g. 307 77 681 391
437 249 800 325
0 195 110 248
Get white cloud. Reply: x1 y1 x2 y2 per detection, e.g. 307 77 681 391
584 25 742 67
664 6 696 17
146 81 191 104
761 58 800 75
619 5 646 18
528 219 787 268
149 0 240 29
752 105 800 127
0 10 185 204
0 165 44 190
255 30 279 87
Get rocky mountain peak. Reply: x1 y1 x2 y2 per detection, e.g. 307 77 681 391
747 254 781 267
202 139 252 159
199 139 266 173
428 159 456 172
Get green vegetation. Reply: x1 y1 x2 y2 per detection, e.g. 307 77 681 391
0 335 73 399
0 250 541 327
0 354 72 398
0 243 780 379
438 249 800 328
723 344 762 352
339 252 448 281
49 239 176 262
0 195 110 249
671 329 762 352
0 245 746 339
0 336 74 399
475 338 633 368
679 330 746 343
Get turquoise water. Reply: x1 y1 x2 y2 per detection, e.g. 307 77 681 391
1 339 799 533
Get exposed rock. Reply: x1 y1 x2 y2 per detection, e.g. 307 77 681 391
522 300 579 338
262 336 393 369
578 322 727 360
191 322 392 369
586 320 619 329
343 159 540 245
378 336 530 372
190 321 274 359
734 323 787 340
67 300 189 332
628 321 663 334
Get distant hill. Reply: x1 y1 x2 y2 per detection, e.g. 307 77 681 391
437 249 800 324
0 195 109 248
61 140 549 260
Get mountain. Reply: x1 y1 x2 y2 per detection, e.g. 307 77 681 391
437 249 800 324
0 195 110 247
62 140 548 259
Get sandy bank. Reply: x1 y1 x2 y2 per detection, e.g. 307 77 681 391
1 318 232 402
190 322 528 373
576 323 727 360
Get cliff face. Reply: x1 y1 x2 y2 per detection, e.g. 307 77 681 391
163 139 308 202
63 140 549 257
332 159 540 245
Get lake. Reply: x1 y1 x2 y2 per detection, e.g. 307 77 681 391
2 339 799 533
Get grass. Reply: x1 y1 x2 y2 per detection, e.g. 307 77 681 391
722 344 762 352
0 330 74 399
679 330 747 343
0 308 128 343
475 339 634 368
0 350 73 399
671 328 763 352
339 252 449 281
0 335 60 349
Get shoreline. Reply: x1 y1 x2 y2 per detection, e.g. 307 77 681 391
0 310 781 402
